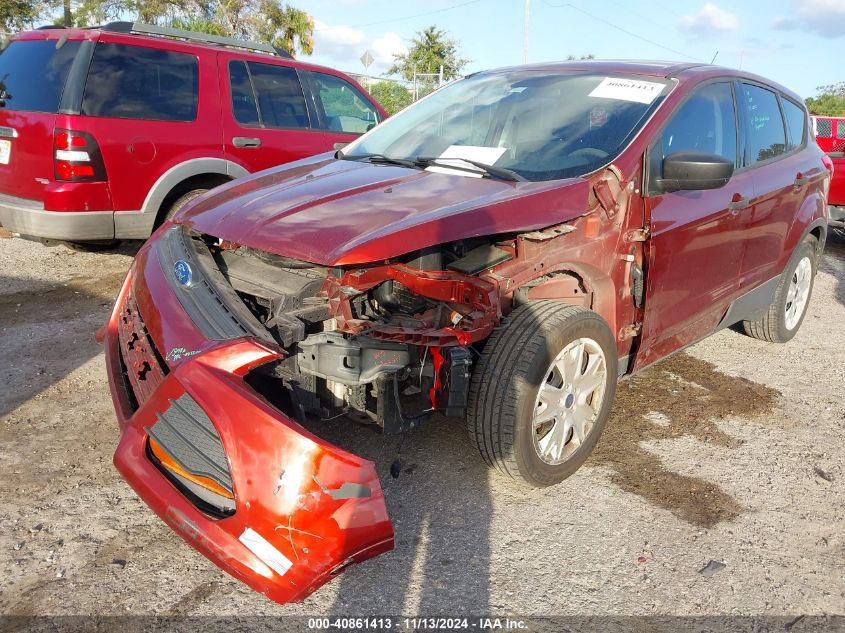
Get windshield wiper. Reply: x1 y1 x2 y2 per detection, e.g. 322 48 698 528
416 156 527 182
338 152 422 169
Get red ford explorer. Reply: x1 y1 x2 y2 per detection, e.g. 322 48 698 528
0 22 385 246
103 61 829 603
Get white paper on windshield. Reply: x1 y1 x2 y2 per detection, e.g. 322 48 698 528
425 145 508 178
589 77 664 104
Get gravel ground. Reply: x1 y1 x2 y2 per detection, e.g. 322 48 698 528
0 234 843 620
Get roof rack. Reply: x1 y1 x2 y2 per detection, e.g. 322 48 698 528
97 21 292 59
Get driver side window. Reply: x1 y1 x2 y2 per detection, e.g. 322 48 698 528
660 82 737 165
228 60 310 129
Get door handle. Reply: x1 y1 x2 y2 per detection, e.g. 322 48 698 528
232 136 261 148
794 173 810 187
728 195 751 214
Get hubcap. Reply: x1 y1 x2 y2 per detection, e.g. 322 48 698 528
531 337 608 466
785 256 812 330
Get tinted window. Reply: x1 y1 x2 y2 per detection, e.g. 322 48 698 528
309 72 379 134
245 62 309 129
660 82 737 165
229 61 259 126
781 98 806 150
740 83 786 164
82 43 198 121
0 39 81 113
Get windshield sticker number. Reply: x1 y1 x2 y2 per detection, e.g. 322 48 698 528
589 77 664 104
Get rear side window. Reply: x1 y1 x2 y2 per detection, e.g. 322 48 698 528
660 82 737 165
308 71 380 134
740 83 787 164
781 98 807 150
81 43 198 121
229 61 259 126
0 39 81 113
236 61 309 129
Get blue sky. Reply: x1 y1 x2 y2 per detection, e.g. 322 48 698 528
304 0 845 99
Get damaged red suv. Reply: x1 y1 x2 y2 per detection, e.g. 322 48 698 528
103 61 829 603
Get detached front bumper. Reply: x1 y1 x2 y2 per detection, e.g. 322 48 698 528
103 235 394 604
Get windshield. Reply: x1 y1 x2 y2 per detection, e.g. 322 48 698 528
344 71 671 182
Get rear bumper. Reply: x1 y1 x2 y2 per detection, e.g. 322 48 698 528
829 205 845 228
0 191 152 241
0 192 115 240
104 253 394 604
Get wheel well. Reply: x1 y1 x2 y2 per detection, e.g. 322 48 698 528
156 173 232 227
809 224 825 252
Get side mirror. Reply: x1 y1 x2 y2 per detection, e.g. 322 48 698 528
656 151 734 192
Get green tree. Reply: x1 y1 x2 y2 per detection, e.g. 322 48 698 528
0 0 39 31
255 1 313 56
387 25 468 82
69 0 314 57
368 81 412 115
806 83 845 117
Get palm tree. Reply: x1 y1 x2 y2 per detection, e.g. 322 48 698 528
278 5 313 56
388 25 468 83
257 1 313 57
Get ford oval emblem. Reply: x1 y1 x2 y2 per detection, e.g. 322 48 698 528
174 260 193 287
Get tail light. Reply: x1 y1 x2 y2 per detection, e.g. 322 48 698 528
822 154 834 175
53 128 107 182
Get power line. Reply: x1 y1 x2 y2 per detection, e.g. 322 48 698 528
542 0 703 62
314 0 484 32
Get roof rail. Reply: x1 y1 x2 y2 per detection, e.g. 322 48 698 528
99 21 285 57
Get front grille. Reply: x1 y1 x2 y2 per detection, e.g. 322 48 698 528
117 290 169 408
158 225 271 343
145 393 235 517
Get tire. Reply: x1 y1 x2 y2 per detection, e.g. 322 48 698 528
742 236 818 343
63 239 121 252
467 301 618 487
161 189 207 225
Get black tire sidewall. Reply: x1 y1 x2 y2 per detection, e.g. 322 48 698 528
513 311 618 486
773 238 817 342
164 189 208 223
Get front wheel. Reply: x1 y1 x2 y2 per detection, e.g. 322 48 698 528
467 302 618 487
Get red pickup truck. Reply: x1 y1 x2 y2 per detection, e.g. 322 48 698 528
812 115 845 236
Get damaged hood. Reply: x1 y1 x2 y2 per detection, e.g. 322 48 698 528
179 154 592 266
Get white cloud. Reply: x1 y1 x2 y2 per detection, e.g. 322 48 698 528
313 20 407 73
678 3 739 34
773 0 845 38
371 32 406 66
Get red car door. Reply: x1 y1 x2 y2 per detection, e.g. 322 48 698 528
636 81 752 369
300 70 384 148
735 83 826 290
219 53 333 173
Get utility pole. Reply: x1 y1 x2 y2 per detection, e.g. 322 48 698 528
523 0 530 64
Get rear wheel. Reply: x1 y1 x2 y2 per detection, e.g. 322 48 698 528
467 301 618 487
742 236 818 343
63 239 120 252
162 188 208 224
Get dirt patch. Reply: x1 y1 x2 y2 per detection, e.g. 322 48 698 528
590 353 781 528
0 272 126 329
